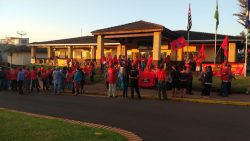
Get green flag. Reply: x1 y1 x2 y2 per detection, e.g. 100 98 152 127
214 0 219 30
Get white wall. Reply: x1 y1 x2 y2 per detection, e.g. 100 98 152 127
8 52 46 65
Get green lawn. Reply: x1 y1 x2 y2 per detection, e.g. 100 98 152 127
192 75 249 94
0 109 127 141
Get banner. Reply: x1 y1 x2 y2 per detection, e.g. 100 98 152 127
202 63 245 76
139 71 155 87
57 59 68 66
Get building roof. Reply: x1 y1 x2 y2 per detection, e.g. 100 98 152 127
175 30 244 42
29 36 119 46
6 46 47 53
91 20 165 35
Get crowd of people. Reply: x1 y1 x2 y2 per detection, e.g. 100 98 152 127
0 54 241 100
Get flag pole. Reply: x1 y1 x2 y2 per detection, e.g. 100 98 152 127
214 29 217 64
245 28 248 77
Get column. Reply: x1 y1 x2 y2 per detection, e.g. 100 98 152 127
96 35 104 67
31 46 37 64
91 46 96 61
68 46 73 59
117 45 122 57
31 46 37 58
152 32 162 65
121 45 127 56
228 43 236 62
47 46 53 58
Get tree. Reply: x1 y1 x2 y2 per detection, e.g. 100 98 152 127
234 0 247 27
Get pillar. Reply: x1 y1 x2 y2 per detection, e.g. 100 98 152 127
47 46 53 58
121 45 127 56
96 35 104 67
228 43 236 62
31 46 37 58
152 32 162 65
91 46 96 61
117 45 122 57
68 46 73 59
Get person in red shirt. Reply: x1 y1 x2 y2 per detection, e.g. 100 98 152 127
5 68 11 90
41 68 49 93
113 55 118 65
66 69 73 89
107 64 118 97
132 55 139 67
30 67 39 92
156 64 168 100
147 55 153 71
107 54 113 66
10 67 18 91
220 62 229 97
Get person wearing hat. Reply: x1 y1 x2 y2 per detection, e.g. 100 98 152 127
129 64 141 99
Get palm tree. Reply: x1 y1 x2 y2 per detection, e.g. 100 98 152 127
234 0 247 27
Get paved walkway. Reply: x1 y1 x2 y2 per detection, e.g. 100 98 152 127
84 81 250 105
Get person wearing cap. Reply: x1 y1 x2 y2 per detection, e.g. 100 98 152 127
129 64 141 99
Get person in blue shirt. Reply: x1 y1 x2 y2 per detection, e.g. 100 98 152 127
73 67 82 96
17 68 25 95
53 67 64 95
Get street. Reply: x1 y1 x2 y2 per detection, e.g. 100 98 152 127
0 91 249 141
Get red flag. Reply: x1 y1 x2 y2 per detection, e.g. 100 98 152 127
199 44 206 60
170 36 188 51
221 36 228 57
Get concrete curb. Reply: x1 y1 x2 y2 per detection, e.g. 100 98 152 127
0 108 143 141
169 97 250 106
84 92 250 107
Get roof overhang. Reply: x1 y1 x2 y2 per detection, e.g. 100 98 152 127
28 43 120 47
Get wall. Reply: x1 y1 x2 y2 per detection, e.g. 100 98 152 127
8 52 47 65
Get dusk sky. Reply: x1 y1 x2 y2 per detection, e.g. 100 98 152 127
0 0 245 42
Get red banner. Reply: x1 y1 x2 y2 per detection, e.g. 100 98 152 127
139 71 155 87
202 63 245 76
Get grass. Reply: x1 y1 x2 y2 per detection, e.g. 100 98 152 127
0 109 127 141
192 75 249 94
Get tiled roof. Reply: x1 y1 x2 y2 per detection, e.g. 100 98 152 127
30 36 119 45
91 20 165 34
175 30 243 42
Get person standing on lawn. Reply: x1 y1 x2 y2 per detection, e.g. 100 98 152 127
129 64 141 99
156 64 168 100
228 64 236 95
220 63 230 97
203 66 213 97
171 65 180 97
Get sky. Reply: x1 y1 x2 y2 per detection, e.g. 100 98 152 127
0 0 245 42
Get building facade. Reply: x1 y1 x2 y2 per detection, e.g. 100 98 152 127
29 20 244 66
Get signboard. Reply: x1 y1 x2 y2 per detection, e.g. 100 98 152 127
202 63 245 76
57 59 67 66
139 71 155 87
31 58 35 64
